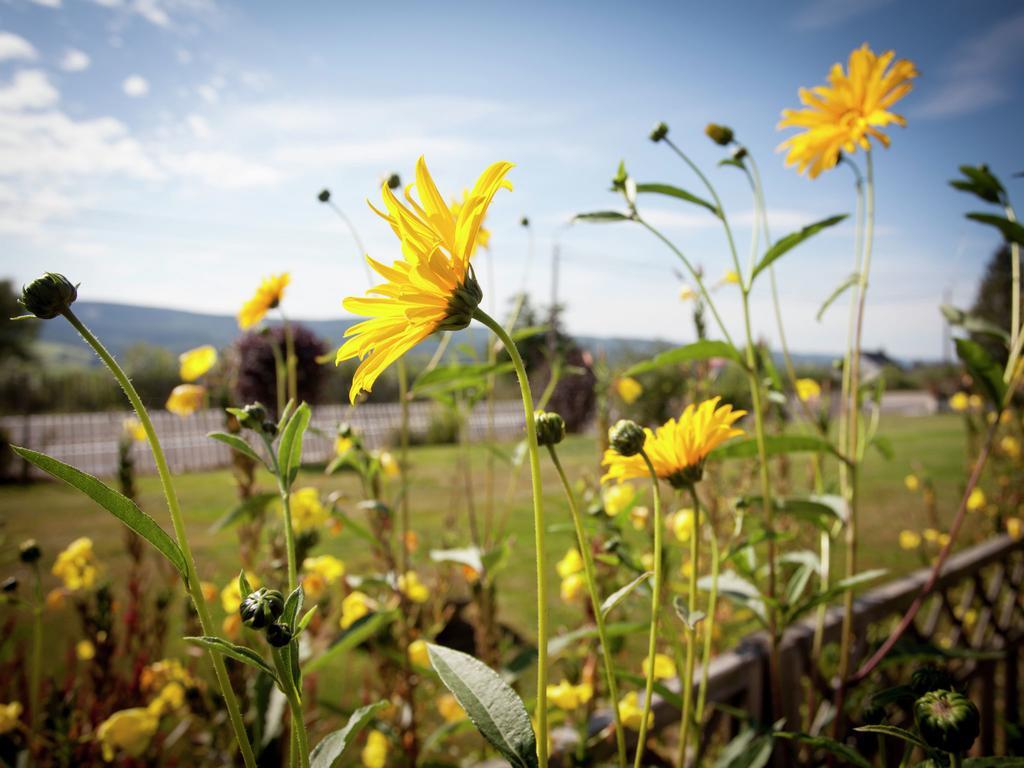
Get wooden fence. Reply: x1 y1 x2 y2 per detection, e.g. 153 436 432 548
1 401 526 479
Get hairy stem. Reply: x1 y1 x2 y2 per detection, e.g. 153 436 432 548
634 450 663 768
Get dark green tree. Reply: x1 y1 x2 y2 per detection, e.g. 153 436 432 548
0 279 39 361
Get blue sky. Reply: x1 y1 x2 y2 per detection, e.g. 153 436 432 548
1 0 1022 359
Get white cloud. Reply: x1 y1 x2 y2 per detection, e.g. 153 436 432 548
132 0 170 27
0 70 59 110
60 49 91 72
122 75 149 97
196 84 218 104
159 150 281 188
29 0 61 7
0 32 38 62
185 113 211 139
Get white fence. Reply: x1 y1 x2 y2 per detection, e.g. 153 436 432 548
2 401 526 478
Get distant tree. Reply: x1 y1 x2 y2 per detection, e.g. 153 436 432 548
970 244 1022 365
0 279 39 361
232 325 327 416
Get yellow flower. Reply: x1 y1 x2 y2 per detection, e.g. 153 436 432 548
52 537 98 591
556 548 584 579
603 483 635 516
778 44 917 178
670 508 699 543
1000 436 1021 459
969 394 983 410
560 573 586 602
398 571 429 604
898 530 921 550
904 474 920 492
967 488 986 512
178 345 218 382
165 384 206 416
340 591 375 630
618 691 654 730
616 376 643 404
720 269 740 286
302 555 346 601
449 188 492 250
1006 517 1022 541
361 730 389 768
922 528 940 543
238 272 290 330
335 157 513 401
122 417 146 442
438 693 466 723
335 436 353 456
678 284 697 301
76 639 96 661
795 378 821 403
96 707 159 761
408 639 430 668
378 451 400 479
546 680 593 710
146 682 186 717
602 397 745 487
140 659 196 694
949 392 970 412
629 505 650 531
642 653 677 680
220 572 260 613
288 487 328 533
0 702 23 734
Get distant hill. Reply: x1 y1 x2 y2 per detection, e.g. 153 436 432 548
35 300 846 367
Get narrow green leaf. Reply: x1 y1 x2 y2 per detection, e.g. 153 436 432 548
816 273 859 322
950 165 1005 205
309 701 387 768
210 492 278 533
635 182 720 218
710 434 840 462
184 636 278 682
600 572 652 618
573 211 633 223
304 611 396 672
623 340 743 377
411 362 514 397
12 447 187 579
277 402 311 486
238 570 253 598
427 644 538 768
751 214 848 282
955 338 1007 405
966 212 1024 246
790 569 887 621
296 605 318 634
853 724 929 750
738 495 846 528
207 432 264 466
283 585 304 630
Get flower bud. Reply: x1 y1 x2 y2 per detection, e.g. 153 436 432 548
649 122 669 143
914 690 979 754
534 411 566 447
19 539 41 564
910 665 956 697
731 146 748 161
705 123 734 146
239 587 285 630
19 273 78 320
609 420 645 457
317 189 331 203
266 622 293 647
520 216 530 228
261 420 278 438
237 403 268 432
386 173 402 190
1 577 17 593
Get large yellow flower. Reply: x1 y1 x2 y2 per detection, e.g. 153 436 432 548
778 44 918 178
602 397 745 487
335 157 513 402
238 273 290 330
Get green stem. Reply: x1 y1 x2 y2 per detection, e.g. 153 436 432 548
62 308 257 768
1004 204 1022 382
678 488 701 766
634 450 663 768
398 359 411 576
269 336 287 417
547 446 627 768
273 648 310 768
694 506 719 742
281 487 298 591
472 307 549 768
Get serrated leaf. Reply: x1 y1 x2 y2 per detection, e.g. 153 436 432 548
816 272 860 322
427 644 538 768
184 636 278 682
955 337 1006 405
573 211 633 223
623 340 743 377
210 492 278 533
600 572 651 618
853 724 929 750
635 182 720 218
309 701 388 768
277 402 311 486
751 215 848 282
207 432 264 466
672 595 706 630
12 447 187 580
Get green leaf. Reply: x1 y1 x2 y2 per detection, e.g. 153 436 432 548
672 595 706 630
238 570 253 598
739 495 846 529
600 572 652 618
955 337 1006 405
711 434 840 462
412 362 514 396
940 304 1011 342
184 636 278 682
714 726 773 768
304 611 396 672
277 402 311 486
427 644 538 768
207 432 264 466
776 732 872 768
816 273 859 322
950 165 1006 205
210 492 278 533
309 701 388 768
751 215 848 282
573 211 633 223
966 212 1024 245
634 182 720 218
790 569 887 621
869 434 894 461
283 585 304 630
853 724 929 751
297 605 318 634
699 571 767 624
12 446 187 580
623 340 743 377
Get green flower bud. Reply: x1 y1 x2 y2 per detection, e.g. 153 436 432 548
261 420 278 438
705 123 734 146
237 403 268 432
239 587 285 630
266 621 293 647
19 272 78 320
609 419 645 457
1 577 17 593
910 665 956 697
386 173 402 190
520 216 530 228
649 121 669 143
317 189 331 203
18 539 41 564
667 464 704 489
438 268 482 331
914 690 980 755
534 411 566 447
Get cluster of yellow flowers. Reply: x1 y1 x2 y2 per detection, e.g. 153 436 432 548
556 548 585 602
52 537 99 591
948 392 984 413
546 679 593 710
287 487 329 533
340 590 375 630
302 554 345 601
166 344 218 416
